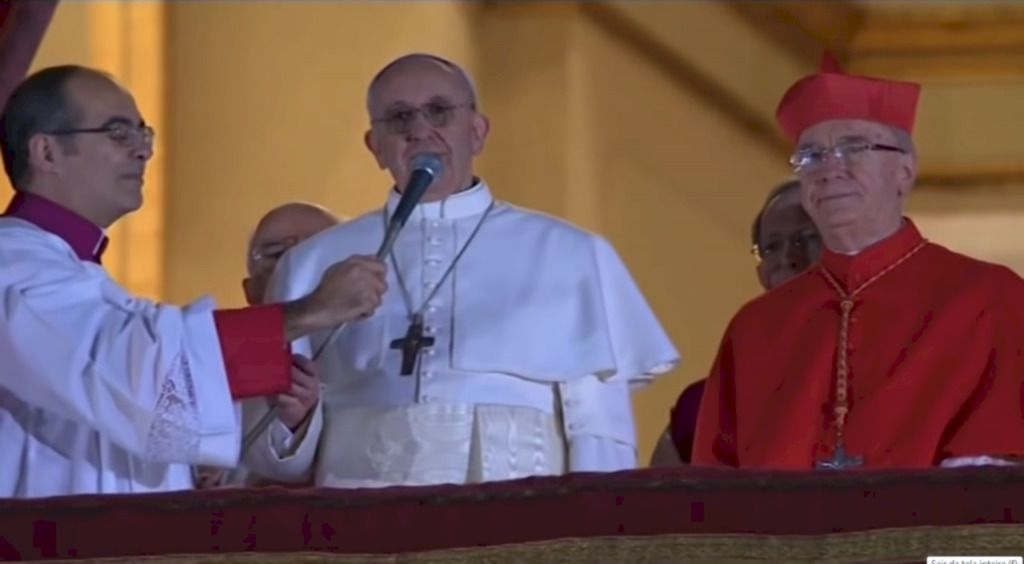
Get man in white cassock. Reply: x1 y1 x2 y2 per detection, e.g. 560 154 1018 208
0 65 387 498
243 54 680 488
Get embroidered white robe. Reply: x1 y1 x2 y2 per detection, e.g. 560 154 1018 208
0 218 242 497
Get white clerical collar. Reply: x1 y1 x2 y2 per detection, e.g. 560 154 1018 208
386 180 494 221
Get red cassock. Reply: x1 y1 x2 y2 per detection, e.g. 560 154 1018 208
692 220 1024 469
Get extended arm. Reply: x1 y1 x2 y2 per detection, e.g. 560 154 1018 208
0 244 292 468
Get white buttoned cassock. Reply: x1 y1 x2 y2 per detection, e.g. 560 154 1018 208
242 181 681 488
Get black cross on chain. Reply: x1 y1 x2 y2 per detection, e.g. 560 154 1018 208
388 314 435 376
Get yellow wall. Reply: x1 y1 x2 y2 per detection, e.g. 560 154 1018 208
572 14 788 458
164 1 483 306
21 0 1024 466
908 190 1024 276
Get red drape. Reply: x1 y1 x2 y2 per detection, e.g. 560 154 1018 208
0 0 59 110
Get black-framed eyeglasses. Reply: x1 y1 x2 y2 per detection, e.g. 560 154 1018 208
789 142 905 174
751 231 822 262
46 122 155 148
371 102 473 135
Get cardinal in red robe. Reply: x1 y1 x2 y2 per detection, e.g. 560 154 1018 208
691 53 1024 470
651 179 821 466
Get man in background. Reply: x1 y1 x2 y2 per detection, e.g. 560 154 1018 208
649 179 821 466
750 180 822 292
196 202 340 488
243 202 342 306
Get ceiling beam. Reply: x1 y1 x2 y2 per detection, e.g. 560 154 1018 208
480 1 580 16
848 52 1024 83
917 166 1024 190
578 2 791 157
482 1 1024 191
851 21 1024 55
846 14 1024 81
727 1 864 65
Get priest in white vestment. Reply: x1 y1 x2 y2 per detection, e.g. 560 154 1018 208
0 66 387 497
243 54 680 488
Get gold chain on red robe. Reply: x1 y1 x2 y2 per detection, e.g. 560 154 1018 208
816 240 928 467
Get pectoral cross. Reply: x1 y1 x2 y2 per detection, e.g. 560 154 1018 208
389 314 435 376
816 443 863 471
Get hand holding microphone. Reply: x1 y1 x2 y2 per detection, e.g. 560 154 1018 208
241 152 444 459
305 255 388 326
310 151 443 360
281 255 388 342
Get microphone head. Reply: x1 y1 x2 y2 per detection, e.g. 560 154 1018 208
388 152 445 231
410 152 444 181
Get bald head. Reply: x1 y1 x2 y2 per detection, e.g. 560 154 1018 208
366 53 479 115
243 202 340 305
363 53 489 203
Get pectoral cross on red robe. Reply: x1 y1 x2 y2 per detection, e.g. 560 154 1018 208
389 314 435 376
815 443 863 471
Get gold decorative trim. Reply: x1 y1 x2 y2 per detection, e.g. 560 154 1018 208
38 524 1024 564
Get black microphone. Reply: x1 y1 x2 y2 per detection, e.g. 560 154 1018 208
316 151 442 358
239 153 444 460
377 152 444 259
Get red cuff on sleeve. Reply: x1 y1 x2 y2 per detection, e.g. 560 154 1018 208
213 304 292 400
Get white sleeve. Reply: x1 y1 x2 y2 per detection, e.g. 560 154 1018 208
0 243 239 468
240 397 322 483
558 376 638 472
238 241 322 481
